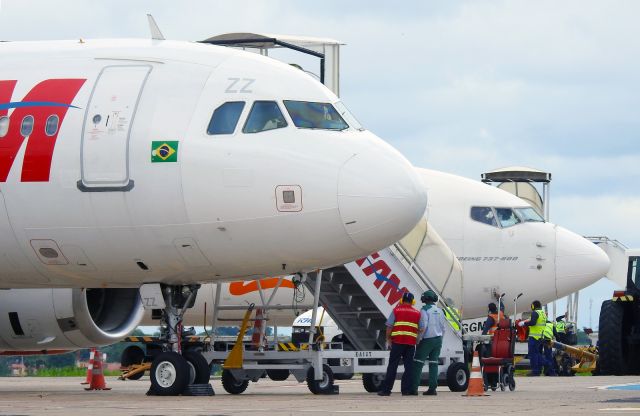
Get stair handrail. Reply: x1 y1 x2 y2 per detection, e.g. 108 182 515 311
390 243 465 338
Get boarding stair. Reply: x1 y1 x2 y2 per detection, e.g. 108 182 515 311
304 220 465 358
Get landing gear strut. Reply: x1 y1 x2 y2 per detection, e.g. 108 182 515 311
148 284 210 396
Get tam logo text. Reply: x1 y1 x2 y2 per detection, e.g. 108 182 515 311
355 252 408 306
0 79 86 182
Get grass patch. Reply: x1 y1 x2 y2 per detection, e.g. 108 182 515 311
34 367 120 377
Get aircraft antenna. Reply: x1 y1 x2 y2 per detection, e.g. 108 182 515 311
147 14 165 40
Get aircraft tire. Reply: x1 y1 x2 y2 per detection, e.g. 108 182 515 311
184 351 210 384
598 300 626 375
150 352 190 396
362 372 384 393
306 365 334 394
266 369 290 381
446 361 470 392
221 369 249 394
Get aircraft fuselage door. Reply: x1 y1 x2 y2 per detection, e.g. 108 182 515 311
79 65 152 191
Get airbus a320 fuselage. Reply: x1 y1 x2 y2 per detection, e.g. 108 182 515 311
0 39 426 289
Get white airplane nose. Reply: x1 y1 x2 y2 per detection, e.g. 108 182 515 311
337 148 427 252
555 226 611 296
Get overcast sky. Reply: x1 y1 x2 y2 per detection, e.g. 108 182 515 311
1 0 638 329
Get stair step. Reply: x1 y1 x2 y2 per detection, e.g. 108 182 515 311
322 293 344 301
348 297 374 308
330 309 381 316
338 286 365 296
367 318 387 329
329 274 356 285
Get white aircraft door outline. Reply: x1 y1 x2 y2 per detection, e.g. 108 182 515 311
78 65 152 192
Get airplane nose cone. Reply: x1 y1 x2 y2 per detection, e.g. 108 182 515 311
555 226 610 296
337 148 427 252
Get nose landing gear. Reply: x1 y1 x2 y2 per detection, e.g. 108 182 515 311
146 284 211 396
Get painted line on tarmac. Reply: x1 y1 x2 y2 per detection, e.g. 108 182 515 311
262 381 362 389
599 408 640 412
594 383 640 391
298 408 441 413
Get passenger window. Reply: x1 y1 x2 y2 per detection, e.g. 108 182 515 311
207 101 245 135
283 100 349 130
20 116 34 137
45 115 59 136
0 116 8 138
242 101 287 134
495 208 521 228
470 207 498 227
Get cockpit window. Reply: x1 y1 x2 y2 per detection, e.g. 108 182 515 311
207 101 245 135
243 101 287 134
283 101 349 131
514 207 544 223
495 208 521 228
470 207 498 227
334 101 364 131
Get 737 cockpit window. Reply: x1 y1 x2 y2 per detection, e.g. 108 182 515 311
283 101 349 131
470 206 498 227
334 101 364 131
207 101 245 135
243 101 287 134
514 207 544 222
495 208 521 228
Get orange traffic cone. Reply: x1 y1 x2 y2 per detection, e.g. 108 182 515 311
84 348 111 391
251 308 266 349
463 350 488 397
81 348 95 385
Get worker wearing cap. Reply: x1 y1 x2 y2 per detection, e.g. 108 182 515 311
481 302 505 336
378 291 422 396
554 315 567 344
518 300 547 376
410 290 446 396
555 315 566 334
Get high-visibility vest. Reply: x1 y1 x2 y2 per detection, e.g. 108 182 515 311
555 321 566 334
487 311 505 335
542 322 554 340
528 309 547 340
390 304 421 346
444 307 461 331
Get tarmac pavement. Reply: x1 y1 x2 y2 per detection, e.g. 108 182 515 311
0 375 637 415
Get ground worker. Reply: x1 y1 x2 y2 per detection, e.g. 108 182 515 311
541 320 557 376
554 315 568 344
479 302 506 358
481 302 505 336
411 290 446 396
555 315 566 334
517 300 547 376
378 291 422 396
442 298 461 332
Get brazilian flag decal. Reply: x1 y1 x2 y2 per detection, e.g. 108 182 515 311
151 141 179 163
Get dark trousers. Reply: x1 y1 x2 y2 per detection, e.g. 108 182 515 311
528 337 542 375
542 342 556 375
381 343 415 394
